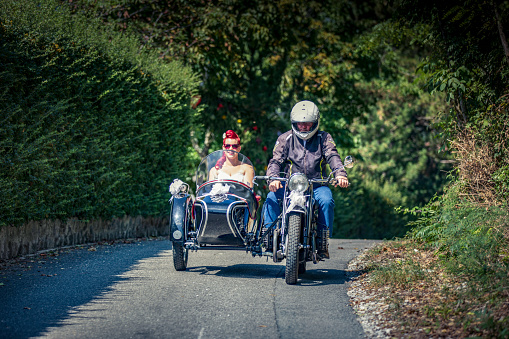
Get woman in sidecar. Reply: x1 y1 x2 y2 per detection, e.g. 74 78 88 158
168 131 261 271
194 149 257 244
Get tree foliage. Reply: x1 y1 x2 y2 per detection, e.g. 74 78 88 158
396 0 509 224
391 2 509 323
334 19 452 238
61 0 453 239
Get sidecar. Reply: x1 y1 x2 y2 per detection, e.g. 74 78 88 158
193 150 259 247
169 150 261 271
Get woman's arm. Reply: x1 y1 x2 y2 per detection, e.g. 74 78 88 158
208 167 218 181
243 164 255 188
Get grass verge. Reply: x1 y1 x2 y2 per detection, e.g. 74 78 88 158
351 238 509 338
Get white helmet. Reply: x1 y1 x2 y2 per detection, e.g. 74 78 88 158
290 100 320 140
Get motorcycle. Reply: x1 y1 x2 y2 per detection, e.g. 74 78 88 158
168 149 353 284
256 155 354 284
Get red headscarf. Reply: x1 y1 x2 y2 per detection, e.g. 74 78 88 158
215 130 241 170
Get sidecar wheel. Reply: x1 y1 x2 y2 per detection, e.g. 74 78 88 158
172 242 188 271
285 213 301 285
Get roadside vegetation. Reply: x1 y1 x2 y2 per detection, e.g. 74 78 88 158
1 0 453 238
354 1 509 337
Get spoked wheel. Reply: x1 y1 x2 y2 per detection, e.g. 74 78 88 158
172 242 188 271
285 213 301 285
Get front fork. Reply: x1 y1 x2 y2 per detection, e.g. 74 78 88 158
260 190 321 262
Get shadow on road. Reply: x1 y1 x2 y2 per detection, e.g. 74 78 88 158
188 263 284 279
0 239 170 339
187 263 364 286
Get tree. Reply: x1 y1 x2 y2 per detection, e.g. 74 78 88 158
397 0 509 204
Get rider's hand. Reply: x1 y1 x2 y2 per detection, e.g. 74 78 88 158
334 175 349 188
268 180 283 192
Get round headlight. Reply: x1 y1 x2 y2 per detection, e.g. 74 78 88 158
288 174 309 192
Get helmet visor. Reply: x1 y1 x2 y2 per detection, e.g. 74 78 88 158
292 121 318 133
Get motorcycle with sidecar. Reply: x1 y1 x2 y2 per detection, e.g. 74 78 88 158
168 150 353 284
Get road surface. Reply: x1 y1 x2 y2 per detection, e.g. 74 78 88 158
0 238 380 339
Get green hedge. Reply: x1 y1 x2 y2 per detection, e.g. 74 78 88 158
0 0 199 227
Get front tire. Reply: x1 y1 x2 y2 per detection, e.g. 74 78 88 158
285 213 301 285
172 242 188 271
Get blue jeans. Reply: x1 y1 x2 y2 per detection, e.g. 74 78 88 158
262 185 335 232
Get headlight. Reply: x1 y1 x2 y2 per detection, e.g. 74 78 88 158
288 173 309 192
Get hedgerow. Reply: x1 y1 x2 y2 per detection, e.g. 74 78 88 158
0 0 199 227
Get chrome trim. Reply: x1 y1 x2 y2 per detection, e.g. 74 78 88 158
197 179 252 192
197 192 253 219
226 201 248 240
195 199 208 237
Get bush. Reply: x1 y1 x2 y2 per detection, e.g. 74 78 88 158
408 182 509 280
0 0 199 227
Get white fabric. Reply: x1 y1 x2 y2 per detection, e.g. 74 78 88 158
286 190 306 213
209 183 230 203
169 179 185 196
217 169 245 182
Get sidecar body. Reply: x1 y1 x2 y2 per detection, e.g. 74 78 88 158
192 150 259 247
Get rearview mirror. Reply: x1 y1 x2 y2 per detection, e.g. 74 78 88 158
344 155 354 168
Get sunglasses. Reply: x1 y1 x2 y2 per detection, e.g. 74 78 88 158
224 144 240 149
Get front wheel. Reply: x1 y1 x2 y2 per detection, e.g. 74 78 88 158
172 242 188 271
285 213 301 284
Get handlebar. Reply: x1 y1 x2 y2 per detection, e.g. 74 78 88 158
254 175 286 182
253 155 353 187
254 175 332 185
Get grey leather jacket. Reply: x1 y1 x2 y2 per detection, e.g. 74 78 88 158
266 130 347 181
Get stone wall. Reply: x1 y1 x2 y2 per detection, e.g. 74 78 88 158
0 216 169 260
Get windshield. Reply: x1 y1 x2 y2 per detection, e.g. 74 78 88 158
195 150 255 189
195 150 257 219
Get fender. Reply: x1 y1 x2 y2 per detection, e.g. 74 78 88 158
287 206 307 214
285 199 309 214
169 195 190 242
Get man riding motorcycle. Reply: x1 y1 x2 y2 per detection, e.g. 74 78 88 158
263 100 349 259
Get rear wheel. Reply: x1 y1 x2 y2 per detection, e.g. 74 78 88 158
172 242 188 271
285 213 301 285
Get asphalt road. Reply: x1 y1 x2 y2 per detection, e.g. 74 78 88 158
0 238 380 339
